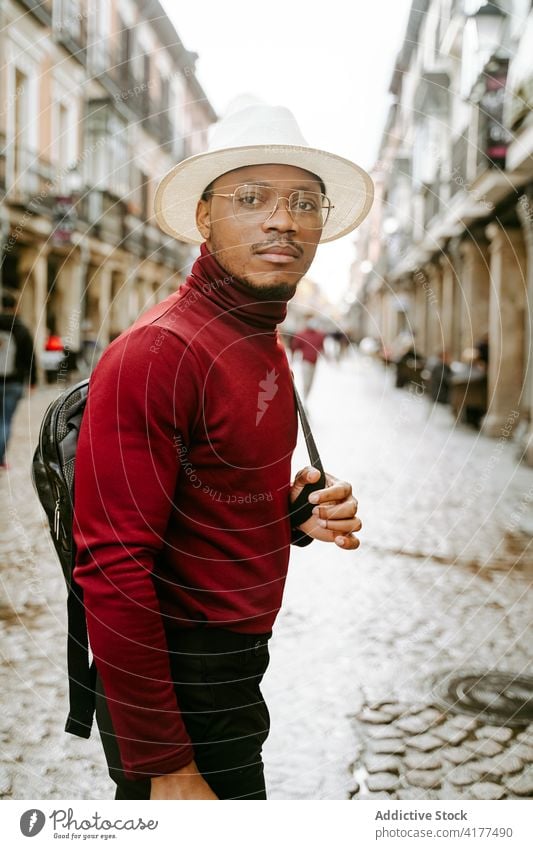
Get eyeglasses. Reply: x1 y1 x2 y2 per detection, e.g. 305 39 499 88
208 184 333 230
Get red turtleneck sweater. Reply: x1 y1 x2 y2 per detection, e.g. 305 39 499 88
73 245 304 779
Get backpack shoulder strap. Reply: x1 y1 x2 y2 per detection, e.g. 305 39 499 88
293 383 324 474
64 583 96 738
289 380 327 527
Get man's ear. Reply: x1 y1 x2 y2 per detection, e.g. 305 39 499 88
196 199 211 240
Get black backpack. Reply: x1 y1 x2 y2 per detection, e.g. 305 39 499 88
31 378 95 739
31 374 324 741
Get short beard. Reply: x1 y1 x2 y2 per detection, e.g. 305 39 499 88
233 276 298 302
206 236 302 301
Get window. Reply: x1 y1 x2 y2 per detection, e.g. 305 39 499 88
85 100 129 197
13 68 29 184
88 0 110 73
55 0 82 42
107 112 129 197
129 31 144 83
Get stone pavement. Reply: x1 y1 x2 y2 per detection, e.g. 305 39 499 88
0 351 532 799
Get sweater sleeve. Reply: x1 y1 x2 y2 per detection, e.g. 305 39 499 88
73 324 200 780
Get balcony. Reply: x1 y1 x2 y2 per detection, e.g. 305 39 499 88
87 34 112 79
466 55 529 201
414 71 450 116
120 209 190 265
123 212 146 257
505 41 533 174
77 188 126 245
96 52 145 111
53 0 88 64
2 139 56 211
117 71 147 118
472 58 510 171
141 109 175 151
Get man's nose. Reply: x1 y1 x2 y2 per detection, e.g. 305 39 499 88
261 197 298 233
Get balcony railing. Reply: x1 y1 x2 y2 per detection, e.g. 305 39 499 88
122 213 189 263
107 57 146 105
53 0 88 64
79 188 126 244
1 140 56 210
140 110 175 151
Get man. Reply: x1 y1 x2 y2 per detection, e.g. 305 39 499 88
426 347 452 405
73 100 374 800
290 317 326 400
0 290 37 468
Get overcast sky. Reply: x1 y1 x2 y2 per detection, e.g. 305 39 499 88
159 0 413 303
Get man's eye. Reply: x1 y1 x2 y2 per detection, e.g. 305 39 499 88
240 194 263 206
236 187 270 207
294 194 319 212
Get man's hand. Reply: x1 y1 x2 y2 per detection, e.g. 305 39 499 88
290 467 362 549
150 760 218 800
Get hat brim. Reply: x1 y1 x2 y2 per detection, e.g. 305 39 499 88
154 144 374 245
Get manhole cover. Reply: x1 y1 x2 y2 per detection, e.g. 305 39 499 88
432 670 533 727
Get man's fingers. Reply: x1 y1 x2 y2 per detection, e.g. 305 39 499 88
334 533 360 550
312 500 358 520
316 516 362 533
308 480 353 505
293 466 321 488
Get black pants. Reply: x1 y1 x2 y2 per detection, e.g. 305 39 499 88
95 627 272 800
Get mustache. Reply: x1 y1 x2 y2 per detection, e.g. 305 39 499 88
251 239 304 257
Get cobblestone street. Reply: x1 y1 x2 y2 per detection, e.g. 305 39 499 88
1 351 532 800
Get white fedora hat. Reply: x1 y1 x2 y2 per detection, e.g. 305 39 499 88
154 98 374 245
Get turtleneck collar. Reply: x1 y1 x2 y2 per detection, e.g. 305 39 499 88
185 243 291 331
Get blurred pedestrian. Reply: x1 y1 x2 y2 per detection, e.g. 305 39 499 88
465 344 488 428
0 291 37 468
475 331 489 369
327 327 350 361
290 318 326 399
426 348 452 405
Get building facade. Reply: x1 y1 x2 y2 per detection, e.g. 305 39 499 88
350 0 533 460
0 0 216 367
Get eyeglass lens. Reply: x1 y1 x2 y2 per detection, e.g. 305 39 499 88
233 184 330 228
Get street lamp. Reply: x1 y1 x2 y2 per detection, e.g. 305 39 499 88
466 1 507 60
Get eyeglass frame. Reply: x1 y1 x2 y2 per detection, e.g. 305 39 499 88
206 183 334 230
